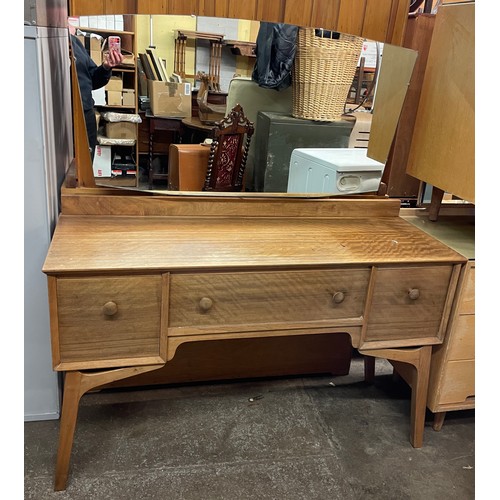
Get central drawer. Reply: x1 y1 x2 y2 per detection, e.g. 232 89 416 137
168 269 370 333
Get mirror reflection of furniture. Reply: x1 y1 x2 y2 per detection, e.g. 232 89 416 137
168 104 254 192
168 143 210 191
174 30 224 90
203 104 254 191
67 15 417 195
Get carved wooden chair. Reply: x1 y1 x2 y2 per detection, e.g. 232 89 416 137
203 104 254 191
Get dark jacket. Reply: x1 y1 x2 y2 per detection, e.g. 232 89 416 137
71 35 111 111
252 23 298 91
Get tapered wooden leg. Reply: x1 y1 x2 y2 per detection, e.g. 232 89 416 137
54 364 164 491
359 346 432 448
54 372 84 491
429 186 445 222
432 411 446 431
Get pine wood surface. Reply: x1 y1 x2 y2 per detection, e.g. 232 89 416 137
43 215 466 274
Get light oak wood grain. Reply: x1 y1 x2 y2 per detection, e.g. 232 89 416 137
427 260 475 421
60 192 402 217
406 2 475 203
43 215 466 274
363 265 455 343
54 275 167 369
169 269 369 328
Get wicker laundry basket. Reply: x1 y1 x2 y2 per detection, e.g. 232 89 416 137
292 28 364 121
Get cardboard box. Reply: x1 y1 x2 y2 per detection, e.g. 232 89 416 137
148 80 192 118
93 145 111 177
105 121 137 140
107 91 122 106
122 89 135 107
105 76 123 92
77 33 102 65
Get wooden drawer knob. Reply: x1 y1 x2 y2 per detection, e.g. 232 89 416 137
408 288 420 300
332 291 345 304
199 297 213 311
102 301 118 316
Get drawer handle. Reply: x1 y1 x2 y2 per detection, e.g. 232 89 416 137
332 291 345 304
102 301 118 316
199 297 213 311
408 288 420 300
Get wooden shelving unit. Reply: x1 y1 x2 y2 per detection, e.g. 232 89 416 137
75 18 139 187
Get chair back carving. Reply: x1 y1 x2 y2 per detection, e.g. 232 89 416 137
203 104 254 191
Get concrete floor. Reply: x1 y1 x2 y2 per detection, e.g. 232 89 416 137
24 358 475 499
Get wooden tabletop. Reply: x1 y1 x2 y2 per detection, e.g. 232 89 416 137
43 214 466 274
181 116 215 132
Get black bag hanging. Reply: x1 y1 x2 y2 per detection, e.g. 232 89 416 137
252 22 298 91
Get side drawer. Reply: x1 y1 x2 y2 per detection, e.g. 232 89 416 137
50 275 167 370
447 314 475 360
169 269 370 333
438 359 475 405
364 265 455 344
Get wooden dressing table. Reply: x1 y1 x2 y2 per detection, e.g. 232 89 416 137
43 193 466 491
45 0 467 491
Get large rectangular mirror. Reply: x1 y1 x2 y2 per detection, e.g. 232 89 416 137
70 13 417 197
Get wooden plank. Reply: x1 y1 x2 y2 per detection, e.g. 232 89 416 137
60 192 402 217
105 0 136 14
407 2 474 203
69 0 105 16
228 0 257 20
168 0 197 15
310 0 340 30
387 0 410 46
337 0 366 36
255 0 284 22
367 43 417 164
283 0 312 25
362 0 392 42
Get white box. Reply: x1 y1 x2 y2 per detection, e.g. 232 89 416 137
114 15 124 31
106 15 115 30
91 87 106 106
88 16 99 28
287 148 384 194
97 16 107 29
93 145 112 177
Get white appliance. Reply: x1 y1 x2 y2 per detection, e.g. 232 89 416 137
287 148 384 194
24 25 73 420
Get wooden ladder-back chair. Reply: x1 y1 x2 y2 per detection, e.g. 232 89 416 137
203 104 254 192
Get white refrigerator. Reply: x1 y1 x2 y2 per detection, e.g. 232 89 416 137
24 24 73 420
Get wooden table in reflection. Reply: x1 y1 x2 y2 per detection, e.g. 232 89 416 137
181 116 215 144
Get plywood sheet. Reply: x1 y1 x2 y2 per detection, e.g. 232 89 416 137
367 43 417 164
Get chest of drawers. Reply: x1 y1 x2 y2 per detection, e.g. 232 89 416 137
43 196 467 490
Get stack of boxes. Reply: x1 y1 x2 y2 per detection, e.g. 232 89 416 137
104 75 136 107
